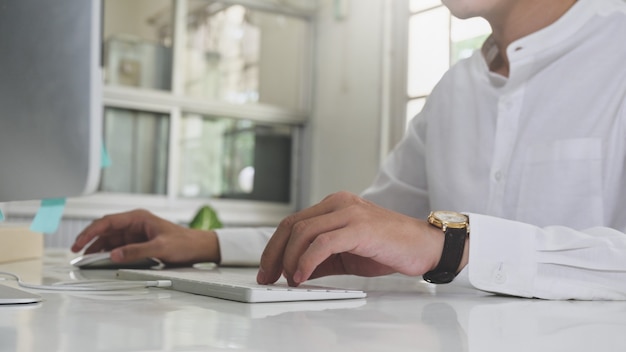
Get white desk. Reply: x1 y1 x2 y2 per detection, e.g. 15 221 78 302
2 251 626 352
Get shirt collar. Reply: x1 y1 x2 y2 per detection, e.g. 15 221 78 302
480 0 609 69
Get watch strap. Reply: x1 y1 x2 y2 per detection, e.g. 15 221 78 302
422 227 467 284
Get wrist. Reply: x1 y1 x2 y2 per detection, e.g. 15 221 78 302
190 229 221 264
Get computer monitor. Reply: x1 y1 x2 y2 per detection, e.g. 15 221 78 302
0 0 102 304
0 0 102 202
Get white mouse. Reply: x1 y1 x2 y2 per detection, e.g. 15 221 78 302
70 252 162 269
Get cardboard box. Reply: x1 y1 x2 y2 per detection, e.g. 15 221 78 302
0 224 43 263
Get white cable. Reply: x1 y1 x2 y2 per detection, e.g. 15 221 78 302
0 271 172 292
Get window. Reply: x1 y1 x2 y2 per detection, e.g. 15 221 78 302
177 115 293 203
103 0 174 91
405 1 491 127
91 0 315 225
180 3 309 110
101 108 170 195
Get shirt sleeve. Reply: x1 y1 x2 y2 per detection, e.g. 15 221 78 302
361 111 431 219
214 227 275 266
467 213 626 300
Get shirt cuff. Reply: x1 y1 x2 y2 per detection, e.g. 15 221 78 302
215 227 274 266
466 213 538 298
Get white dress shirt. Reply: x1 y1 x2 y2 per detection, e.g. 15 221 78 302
217 0 626 300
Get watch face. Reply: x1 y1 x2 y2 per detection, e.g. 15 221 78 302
431 211 468 229
435 211 467 223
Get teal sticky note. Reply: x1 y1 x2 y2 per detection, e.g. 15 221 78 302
0 209 4 221
30 198 66 234
101 142 112 168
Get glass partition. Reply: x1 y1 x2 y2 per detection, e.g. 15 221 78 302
181 1 310 110
178 114 293 203
103 0 310 110
97 0 311 214
100 108 170 195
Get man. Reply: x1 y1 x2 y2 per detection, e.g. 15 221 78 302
72 0 626 300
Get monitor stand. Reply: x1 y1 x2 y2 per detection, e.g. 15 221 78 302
0 283 42 305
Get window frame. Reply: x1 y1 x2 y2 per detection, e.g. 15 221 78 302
386 1 490 150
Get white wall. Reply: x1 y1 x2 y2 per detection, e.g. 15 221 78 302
302 0 386 206
103 0 168 42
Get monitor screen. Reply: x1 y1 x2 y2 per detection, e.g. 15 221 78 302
0 0 102 202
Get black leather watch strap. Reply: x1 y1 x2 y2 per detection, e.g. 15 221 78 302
422 227 467 284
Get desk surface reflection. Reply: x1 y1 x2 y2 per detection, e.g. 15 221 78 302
1 251 625 352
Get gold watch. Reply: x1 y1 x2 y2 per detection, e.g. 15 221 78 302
422 211 469 284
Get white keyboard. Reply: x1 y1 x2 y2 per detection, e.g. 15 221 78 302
116 268 366 303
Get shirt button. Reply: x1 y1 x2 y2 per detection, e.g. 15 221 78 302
494 263 507 284
495 271 507 284
500 97 513 110
494 171 503 182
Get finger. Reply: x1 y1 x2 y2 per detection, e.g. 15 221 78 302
300 256 343 281
257 199 339 284
71 210 147 252
308 254 395 280
110 240 164 263
292 228 360 285
281 211 350 285
71 223 102 252
83 232 133 254
82 237 108 254
72 215 126 251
